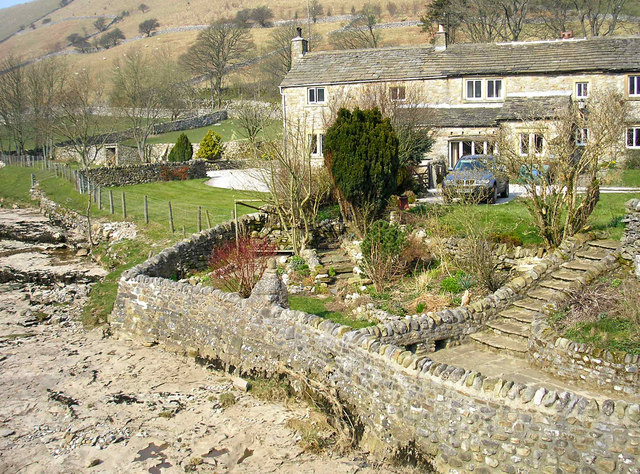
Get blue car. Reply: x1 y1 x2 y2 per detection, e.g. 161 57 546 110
442 155 510 204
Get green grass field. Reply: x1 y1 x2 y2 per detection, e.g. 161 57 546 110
432 192 639 245
129 118 283 146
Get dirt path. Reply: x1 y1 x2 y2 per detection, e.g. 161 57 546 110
0 209 410 474
0 283 411 473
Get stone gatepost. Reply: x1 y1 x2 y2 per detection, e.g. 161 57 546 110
622 199 640 279
249 258 289 308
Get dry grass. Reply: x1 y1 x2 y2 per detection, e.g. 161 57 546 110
0 0 60 40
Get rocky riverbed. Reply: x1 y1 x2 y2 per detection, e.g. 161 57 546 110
0 208 411 473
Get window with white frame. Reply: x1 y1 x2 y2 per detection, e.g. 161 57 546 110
629 76 640 97
390 86 406 101
465 80 482 99
627 127 640 149
465 78 504 101
576 82 589 99
448 139 495 168
576 128 589 146
487 79 503 99
519 132 544 155
307 86 326 104
309 133 325 156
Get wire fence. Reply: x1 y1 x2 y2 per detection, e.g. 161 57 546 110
1 153 242 236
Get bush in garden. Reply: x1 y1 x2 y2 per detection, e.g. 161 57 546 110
196 130 225 161
324 107 399 237
209 237 276 298
168 133 193 162
360 220 407 291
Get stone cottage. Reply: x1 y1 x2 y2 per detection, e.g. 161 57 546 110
279 29 640 169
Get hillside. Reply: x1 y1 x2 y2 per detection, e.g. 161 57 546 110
0 0 637 103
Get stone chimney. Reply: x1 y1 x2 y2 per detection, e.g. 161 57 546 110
561 30 574 40
291 27 308 68
434 24 448 52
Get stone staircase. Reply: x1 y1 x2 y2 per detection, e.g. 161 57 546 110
317 247 356 281
469 239 620 358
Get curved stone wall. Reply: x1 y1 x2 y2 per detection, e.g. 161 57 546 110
111 221 640 473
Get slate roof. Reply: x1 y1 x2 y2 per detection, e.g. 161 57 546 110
281 36 640 87
401 96 570 128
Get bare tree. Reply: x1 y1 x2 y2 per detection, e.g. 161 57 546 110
53 69 110 169
261 121 332 255
496 90 626 247
53 68 113 245
110 48 171 161
533 0 574 38
260 22 302 85
234 99 276 149
309 0 324 23
25 58 67 159
180 20 253 109
330 3 382 49
573 0 628 37
498 0 531 41
0 55 29 154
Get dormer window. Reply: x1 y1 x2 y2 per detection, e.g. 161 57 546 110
465 78 503 101
629 76 640 97
390 86 406 101
307 87 326 104
576 82 589 99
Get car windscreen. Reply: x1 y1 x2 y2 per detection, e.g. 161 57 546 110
453 160 486 171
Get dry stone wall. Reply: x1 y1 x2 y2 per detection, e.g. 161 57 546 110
80 160 207 187
112 221 640 473
527 200 640 396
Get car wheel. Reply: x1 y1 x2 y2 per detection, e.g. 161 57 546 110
488 186 497 204
500 182 510 198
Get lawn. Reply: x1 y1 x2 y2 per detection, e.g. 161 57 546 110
288 295 375 329
125 118 283 146
430 193 640 245
602 169 640 188
0 164 264 325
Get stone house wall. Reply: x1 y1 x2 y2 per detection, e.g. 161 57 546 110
112 219 640 473
282 71 640 165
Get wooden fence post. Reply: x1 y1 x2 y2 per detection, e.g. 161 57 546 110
197 206 202 232
168 201 175 233
98 187 102 210
109 190 114 214
121 191 127 218
144 195 149 224
206 210 211 229
30 173 35 188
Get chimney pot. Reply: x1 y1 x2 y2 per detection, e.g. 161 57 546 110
435 24 448 51
296 27 302 37
561 30 574 39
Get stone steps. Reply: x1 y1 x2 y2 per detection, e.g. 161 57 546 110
513 297 549 312
469 331 528 357
468 238 620 359
588 239 620 251
498 306 537 323
486 318 530 338
561 259 597 272
576 247 611 261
